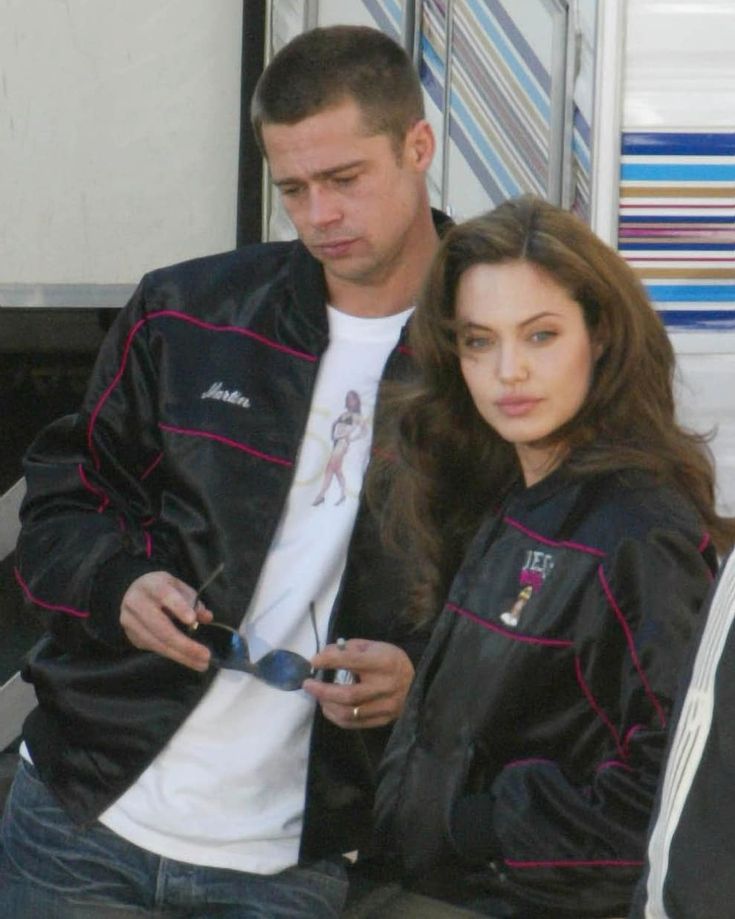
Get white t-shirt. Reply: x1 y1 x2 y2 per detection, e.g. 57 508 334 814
98 304 412 873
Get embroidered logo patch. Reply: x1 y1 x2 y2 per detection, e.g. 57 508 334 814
500 549 555 627
201 382 251 409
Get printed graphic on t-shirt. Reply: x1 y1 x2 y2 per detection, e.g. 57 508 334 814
499 549 555 627
311 390 369 507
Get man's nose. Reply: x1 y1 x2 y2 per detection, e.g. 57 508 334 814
307 187 341 228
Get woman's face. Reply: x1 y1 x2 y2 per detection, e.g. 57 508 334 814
455 259 599 486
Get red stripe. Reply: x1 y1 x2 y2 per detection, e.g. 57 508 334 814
159 423 293 468
503 517 606 557
598 566 667 728
14 568 90 620
446 602 573 648
505 857 643 869
574 656 624 758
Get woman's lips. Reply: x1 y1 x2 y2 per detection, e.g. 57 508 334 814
495 397 542 417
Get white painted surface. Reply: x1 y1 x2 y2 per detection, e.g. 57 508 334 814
0 0 242 289
624 0 735 129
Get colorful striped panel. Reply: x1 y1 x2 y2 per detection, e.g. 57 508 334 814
620 132 735 330
362 0 402 41
419 0 554 203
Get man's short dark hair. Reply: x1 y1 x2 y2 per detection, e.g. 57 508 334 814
251 25 425 154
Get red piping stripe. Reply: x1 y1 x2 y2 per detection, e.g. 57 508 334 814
140 452 163 481
503 517 606 557
159 423 293 468
14 568 90 620
505 857 643 869
574 656 624 758
447 603 573 648
598 566 667 727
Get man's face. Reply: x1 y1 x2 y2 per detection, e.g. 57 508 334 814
261 98 433 293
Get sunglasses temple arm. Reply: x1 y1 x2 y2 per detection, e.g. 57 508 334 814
308 602 320 655
193 561 226 609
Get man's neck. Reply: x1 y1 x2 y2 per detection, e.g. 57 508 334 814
326 211 440 318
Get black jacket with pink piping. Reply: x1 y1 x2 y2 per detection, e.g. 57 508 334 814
13 233 435 862
372 467 716 917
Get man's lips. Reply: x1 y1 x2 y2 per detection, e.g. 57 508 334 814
495 397 542 417
312 238 357 257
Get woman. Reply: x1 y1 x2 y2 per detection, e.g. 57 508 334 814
365 196 734 918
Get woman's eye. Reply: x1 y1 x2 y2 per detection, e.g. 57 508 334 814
461 335 491 351
529 329 556 343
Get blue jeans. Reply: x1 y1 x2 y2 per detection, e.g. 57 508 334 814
0 759 347 918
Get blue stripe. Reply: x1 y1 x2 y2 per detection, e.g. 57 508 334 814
361 0 400 39
574 108 591 149
620 243 735 252
450 91 523 196
466 0 550 120
646 285 735 303
620 215 735 224
622 163 735 181
659 310 735 330
624 133 735 157
448 119 506 204
482 0 551 94
573 131 591 174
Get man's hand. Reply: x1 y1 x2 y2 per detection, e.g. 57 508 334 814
120 571 214 672
303 640 414 729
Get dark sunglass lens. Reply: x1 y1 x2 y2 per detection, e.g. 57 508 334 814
193 624 242 665
257 650 313 691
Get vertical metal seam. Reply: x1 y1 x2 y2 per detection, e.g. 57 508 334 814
441 0 455 212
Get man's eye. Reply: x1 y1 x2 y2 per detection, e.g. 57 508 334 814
280 186 301 198
333 175 357 187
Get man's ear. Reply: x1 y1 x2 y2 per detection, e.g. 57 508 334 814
405 119 435 173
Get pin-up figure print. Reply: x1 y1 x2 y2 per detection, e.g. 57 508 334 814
500 585 533 628
312 390 368 506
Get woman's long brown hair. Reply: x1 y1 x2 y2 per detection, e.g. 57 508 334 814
369 195 735 625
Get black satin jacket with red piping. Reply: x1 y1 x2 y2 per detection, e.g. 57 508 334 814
14 233 434 862
373 468 716 917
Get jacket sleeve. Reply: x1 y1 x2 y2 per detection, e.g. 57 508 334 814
451 526 715 909
15 278 174 653
631 549 735 919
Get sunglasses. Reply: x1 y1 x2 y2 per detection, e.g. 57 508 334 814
188 563 319 691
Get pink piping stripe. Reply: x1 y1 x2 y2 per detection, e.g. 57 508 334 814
596 759 634 774
623 723 644 752
140 452 163 481
146 309 317 362
597 566 667 728
86 309 316 470
14 568 90 620
144 531 153 559
77 464 109 513
574 657 624 758
503 517 606 557
446 603 573 648
87 315 147 469
505 757 556 769
159 423 293 468
505 857 643 869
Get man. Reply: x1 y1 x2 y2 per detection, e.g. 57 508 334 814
0 25 447 917
630 550 735 919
